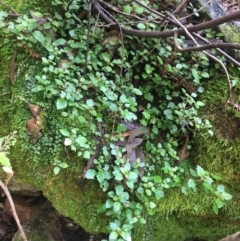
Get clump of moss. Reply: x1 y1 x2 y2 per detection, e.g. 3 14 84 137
1 1 240 241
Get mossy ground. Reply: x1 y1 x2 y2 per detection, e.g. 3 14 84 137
1 1 240 241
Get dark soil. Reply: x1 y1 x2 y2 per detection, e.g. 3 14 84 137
0 194 107 241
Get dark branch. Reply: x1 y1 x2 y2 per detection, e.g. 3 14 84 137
93 1 240 39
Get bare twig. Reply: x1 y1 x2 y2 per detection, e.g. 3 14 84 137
179 0 211 21
172 15 232 103
95 2 125 80
17 95 29 103
93 1 240 39
172 0 190 15
0 0 19 15
227 100 240 111
16 54 31 79
125 38 161 71
0 180 28 241
171 41 240 52
84 1 92 76
97 0 162 24
193 33 240 67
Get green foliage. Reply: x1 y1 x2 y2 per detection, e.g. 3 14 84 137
0 131 17 170
0 0 236 240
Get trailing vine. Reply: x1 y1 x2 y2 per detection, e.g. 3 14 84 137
0 0 236 240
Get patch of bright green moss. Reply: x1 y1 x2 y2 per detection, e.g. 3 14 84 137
1 1 240 241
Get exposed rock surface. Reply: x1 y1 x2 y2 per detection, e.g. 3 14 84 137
195 0 240 42
4 194 45 223
0 170 41 197
219 232 240 241
12 201 64 241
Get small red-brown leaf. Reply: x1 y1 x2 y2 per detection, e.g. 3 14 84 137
26 118 37 135
29 11 47 25
28 103 41 117
26 117 43 144
121 130 132 137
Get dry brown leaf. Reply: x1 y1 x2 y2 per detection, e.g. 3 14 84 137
29 11 47 25
28 103 41 117
121 130 132 137
102 30 120 54
178 134 189 165
138 105 145 111
29 49 42 59
26 117 43 144
102 35 120 47
9 52 17 83
26 103 43 144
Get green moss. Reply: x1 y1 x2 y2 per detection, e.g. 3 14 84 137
1 1 240 241
221 24 240 43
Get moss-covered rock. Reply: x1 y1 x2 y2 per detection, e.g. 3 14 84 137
12 201 64 241
1 1 240 241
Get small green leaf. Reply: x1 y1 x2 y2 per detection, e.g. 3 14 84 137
59 162 68 168
0 152 11 169
132 88 142 95
192 69 200 84
134 6 144 14
153 175 162 183
32 30 45 43
60 129 70 137
83 151 91 159
53 166 60 175
213 204 219 214
208 130 214 136
181 186 189 195
109 231 118 240
217 185 225 193
53 38 66 46
155 188 164 199
145 64 153 74
56 98 67 109
145 189 152 196
85 169 96 179
188 179 196 190
106 199 113 208
137 23 146 30
97 172 105 183
196 101 204 107
0 11 8 17
215 198 224 208
144 93 153 101
149 201 156 208
86 99 94 107
190 168 197 177
75 136 87 147
115 185 124 195
65 12 71 18
126 180 134 189
198 86 204 93
123 5 132 14
164 109 172 116
113 171 123 181
201 72 209 78
221 192 232 201
113 202 121 212
110 221 119 230
105 66 112 72
140 217 146 224
176 63 183 69
127 171 138 180
196 165 205 176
